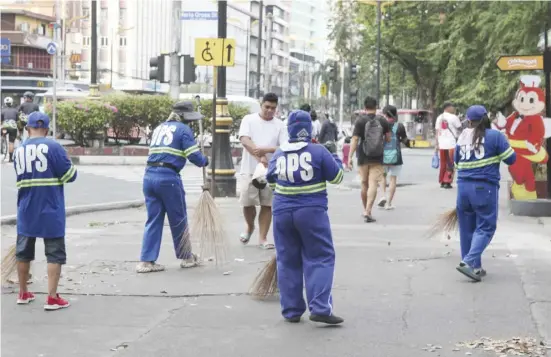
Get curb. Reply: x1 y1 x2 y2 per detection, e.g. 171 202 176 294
1 200 145 226
70 156 241 166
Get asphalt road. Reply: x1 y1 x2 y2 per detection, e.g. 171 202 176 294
1 168 550 357
0 149 438 217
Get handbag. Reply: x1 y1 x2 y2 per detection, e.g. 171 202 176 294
432 152 440 169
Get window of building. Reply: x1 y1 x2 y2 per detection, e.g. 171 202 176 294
83 8 90 17
82 36 91 47
37 24 46 35
100 37 109 47
119 37 127 47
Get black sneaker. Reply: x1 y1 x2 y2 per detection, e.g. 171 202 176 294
284 316 301 323
309 314 344 325
364 215 376 223
445 183 453 189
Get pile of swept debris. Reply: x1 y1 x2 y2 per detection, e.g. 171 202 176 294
455 337 549 356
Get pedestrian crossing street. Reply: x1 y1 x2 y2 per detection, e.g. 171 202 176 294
76 165 206 195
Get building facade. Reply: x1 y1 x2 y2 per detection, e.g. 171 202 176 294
180 0 251 96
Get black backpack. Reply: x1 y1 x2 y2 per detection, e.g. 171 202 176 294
361 114 385 157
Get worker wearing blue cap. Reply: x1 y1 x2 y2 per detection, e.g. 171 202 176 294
137 101 209 274
13 111 78 310
454 105 516 282
266 110 345 325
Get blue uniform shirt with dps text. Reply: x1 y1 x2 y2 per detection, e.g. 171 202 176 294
146 120 208 174
454 128 516 186
14 137 78 238
267 142 344 215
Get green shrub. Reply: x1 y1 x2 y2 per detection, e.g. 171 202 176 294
45 100 114 147
48 94 249 146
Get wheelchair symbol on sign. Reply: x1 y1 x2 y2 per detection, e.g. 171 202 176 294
202 41 214 63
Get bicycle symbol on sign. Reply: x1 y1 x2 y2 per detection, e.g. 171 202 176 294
202 41 214 63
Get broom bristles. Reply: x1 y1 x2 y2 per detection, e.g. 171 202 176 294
426 208 458 238
1 244 17 283
180 189 229 266
249 255 278 299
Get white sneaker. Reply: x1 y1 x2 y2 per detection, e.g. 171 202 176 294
377 198 387 208
385 204 395 210
180 254 201 268
136 262 165 273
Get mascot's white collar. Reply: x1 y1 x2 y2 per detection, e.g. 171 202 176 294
280 141 309 152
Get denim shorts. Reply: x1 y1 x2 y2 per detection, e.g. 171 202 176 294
15 235 66 265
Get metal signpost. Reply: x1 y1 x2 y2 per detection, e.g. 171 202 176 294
194 34 236 196
46 41 57 139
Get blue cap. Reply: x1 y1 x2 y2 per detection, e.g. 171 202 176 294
287 110 312 142
26 112 50 129
466 105 488 121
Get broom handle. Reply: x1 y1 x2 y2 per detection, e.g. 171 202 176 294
198 106 207 185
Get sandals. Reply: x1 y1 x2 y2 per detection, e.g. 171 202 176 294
240 231 274 249
136 262 165 273
240 232 252 245
259 242 275 250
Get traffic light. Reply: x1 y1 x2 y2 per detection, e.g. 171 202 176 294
349 89 358 106
328 62 338 82
149 54 169 83
181 55 197 84
349 63 358 81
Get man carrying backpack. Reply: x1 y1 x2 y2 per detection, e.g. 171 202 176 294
378 105 410 210
348 96 391 223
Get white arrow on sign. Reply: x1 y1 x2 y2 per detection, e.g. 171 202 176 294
46 42 57 55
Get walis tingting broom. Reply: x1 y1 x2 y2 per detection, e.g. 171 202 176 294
426 208 459 238
1 244 17 283
179 92 229 266
249 255 278 299
1 244 33 284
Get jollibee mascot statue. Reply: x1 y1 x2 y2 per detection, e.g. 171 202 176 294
494 75 551 200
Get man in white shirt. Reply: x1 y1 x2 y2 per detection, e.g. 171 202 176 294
434 102 462 189
238 93 288 249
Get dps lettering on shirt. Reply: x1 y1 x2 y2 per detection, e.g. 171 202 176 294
14 143 49 174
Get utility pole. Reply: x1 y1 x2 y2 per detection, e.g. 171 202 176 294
338 60 345 130
264 6 274 94
169 0 182 100
386 58 391 106
55 0 64 86
376 0 381 104
90 0 98 96
255 1 264 98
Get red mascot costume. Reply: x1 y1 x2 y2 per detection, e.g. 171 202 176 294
495 75 549 200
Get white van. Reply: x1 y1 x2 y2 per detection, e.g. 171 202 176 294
179 93 260 114
34 87 90 113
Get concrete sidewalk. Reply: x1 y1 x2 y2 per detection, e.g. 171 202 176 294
1 182 550 357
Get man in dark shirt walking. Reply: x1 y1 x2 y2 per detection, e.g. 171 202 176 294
348 96 391 222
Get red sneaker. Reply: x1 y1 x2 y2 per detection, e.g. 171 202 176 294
44 294 70 311
16 292 35 305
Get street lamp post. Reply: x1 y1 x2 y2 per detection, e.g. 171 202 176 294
376 0 381 104
208 0 236 197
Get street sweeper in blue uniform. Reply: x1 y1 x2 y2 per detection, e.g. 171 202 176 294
266 109 345 325
137 101 209 274
14 111 77 310
454 105 516 282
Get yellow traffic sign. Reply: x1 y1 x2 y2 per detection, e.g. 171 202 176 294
194 38 236 67
496 55 544 71
320 82 328 97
